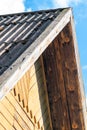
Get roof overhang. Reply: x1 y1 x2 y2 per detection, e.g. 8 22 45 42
0 8 71 99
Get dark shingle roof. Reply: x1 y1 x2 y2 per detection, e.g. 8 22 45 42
0 8 72 99
0 8 63 75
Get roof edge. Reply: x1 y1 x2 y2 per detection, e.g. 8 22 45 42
0 7 71 17
70 11 87 129
0 8 72 99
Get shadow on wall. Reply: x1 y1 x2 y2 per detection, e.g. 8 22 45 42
34 57 51 130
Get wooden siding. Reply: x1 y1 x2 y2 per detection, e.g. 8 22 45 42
42 22 85 130
0 58 52 130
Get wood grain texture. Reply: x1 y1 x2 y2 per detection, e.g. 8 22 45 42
42 22 85 130
0 58 52 130
0 93 34 130
42 37 71 130
59 23 85 130
70 14 87 130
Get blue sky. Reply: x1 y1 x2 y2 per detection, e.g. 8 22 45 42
0 0 87 97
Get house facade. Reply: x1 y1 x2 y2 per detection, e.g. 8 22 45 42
0 8 86 130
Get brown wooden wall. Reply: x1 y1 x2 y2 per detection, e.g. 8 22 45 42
42 22 85 130
0 58 52 130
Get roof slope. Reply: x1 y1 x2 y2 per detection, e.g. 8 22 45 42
0 9 63 75
0 8 71 99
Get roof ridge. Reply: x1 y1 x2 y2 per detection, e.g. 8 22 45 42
0 7 70 17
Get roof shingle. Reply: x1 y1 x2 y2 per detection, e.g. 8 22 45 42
0 8 71 99
0 9 63 75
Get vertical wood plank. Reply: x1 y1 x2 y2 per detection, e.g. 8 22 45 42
40 56 53 130
42 22 85 130
58 23 85 130
42 38 71 130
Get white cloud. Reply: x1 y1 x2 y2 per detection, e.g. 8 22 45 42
53 0 82 7
0 0 25 15
26 8 32 12
83 65 87 70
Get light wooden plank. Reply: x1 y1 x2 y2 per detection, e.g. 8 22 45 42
29 77 44 98
0 124 5 130
34 95 46 116
0 101 24 130
23 72 29 102
1 97 31 130
32 98 47 124
0 113 15 130
17 80 23 102
29 67 42 89
20 76 28 108
25 70 30 96
6 92 34 130
29 58 41 78
28 82 45 116
1 97 15 114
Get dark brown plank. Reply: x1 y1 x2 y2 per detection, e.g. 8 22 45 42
58 22 85 130
42 22 85 130
42 37 71 130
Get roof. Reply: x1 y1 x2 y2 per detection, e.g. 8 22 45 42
0 8 63 75
0 8 72 99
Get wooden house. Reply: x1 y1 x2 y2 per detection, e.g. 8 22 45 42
0 8 87 130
